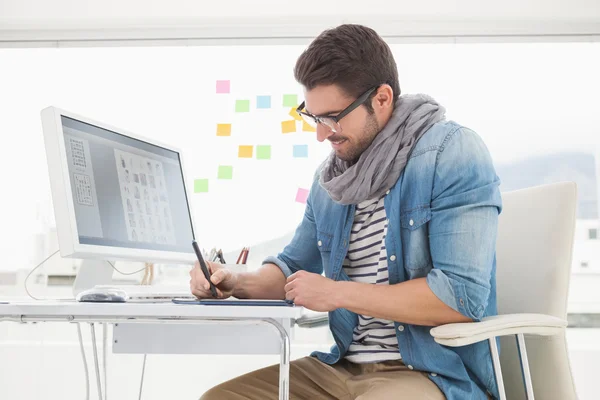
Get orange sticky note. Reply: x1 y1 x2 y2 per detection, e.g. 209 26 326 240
289 107 302 121
302 121 316 132
281 120 296 134
216 123 232 136
238 145 253 158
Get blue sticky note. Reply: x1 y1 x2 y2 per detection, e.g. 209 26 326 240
293 145 309 158
256 95 271 109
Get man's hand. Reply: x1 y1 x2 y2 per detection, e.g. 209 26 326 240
284 271 339 312
189 261 238 299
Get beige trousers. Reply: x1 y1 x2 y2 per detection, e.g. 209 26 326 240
200 356 446 400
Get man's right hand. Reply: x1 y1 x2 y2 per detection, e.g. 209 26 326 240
189 261 238 299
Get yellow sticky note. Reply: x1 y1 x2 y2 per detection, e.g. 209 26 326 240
216 123 232 136
281 120 297 134
302 121 316 132
238 145 253 158
289 107 302 121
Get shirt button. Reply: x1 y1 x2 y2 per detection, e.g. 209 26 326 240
459 298 465 306
407 365 414 370
431 373 438 377
318 240 322 247
409 219 414 226
386 190 390 195
390 255 396 261
397 325 404 332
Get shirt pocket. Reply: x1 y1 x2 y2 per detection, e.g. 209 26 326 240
400 206 432 271
316 230 334 277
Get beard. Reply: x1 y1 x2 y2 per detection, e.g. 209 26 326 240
335 113 380 163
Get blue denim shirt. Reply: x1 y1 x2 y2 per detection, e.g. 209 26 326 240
264 120 502 400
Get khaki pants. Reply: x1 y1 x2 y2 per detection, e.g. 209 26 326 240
200 356 445 400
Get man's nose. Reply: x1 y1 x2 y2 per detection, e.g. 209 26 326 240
316 124 333 143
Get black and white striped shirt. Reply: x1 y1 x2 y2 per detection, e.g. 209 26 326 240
343 195 402 364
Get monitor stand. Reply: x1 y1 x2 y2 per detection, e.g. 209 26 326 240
72 260 114 297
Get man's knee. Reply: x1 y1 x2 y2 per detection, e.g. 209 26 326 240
200 384 231 400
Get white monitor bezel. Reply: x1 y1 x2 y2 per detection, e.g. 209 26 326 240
41 106 197 264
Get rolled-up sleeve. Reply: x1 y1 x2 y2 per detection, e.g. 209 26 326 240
426 127 502 321
262 178 323 278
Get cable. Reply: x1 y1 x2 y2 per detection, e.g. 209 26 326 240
103 323 108 400
25 253 145 301
106 261 146 276
25 252 142 400
77 323 90 400
138 354 147 400
90 323 104 400
24 250 59 300
25 252 141 400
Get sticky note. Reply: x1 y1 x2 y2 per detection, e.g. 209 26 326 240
216 123 232 137
295 188 309 204
235 100 250 113
289 107 302 121
302 121 316 132
238 145 253 158
216 80 230 94
281 120 296 134
283 94 298 107
218 166 233 180
257 95 271 109
293 145 308 158
256 145 271 160
194 179 209 193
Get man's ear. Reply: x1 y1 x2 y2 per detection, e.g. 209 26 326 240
373 84 394 110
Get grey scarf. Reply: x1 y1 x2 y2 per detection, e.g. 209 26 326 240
319 94 446 205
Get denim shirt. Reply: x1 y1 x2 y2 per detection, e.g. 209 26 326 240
264 120 503 400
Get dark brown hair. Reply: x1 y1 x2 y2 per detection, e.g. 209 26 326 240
294 24 400 112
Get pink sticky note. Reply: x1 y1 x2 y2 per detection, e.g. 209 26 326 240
295 188 309 204
216 80 230 94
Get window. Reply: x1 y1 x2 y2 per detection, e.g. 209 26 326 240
1 41 599 400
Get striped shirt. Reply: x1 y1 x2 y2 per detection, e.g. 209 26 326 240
343 195 402 364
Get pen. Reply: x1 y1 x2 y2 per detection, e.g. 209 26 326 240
217 249 226 264
192 240 218 298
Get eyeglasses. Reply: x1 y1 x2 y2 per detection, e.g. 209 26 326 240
296 86 379 134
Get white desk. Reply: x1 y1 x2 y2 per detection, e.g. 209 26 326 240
0 300 303 400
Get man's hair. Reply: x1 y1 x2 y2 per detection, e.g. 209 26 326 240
294 24 400 113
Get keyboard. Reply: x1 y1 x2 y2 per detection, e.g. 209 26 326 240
93 284 195 302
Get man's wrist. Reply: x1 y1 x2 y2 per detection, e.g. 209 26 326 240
230 271 244 298
333 281 353 309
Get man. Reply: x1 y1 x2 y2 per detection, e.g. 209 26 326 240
191 24 502 400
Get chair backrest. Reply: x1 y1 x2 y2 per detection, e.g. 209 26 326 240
495 181 579 400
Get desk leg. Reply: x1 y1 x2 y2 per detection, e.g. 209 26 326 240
263 319 290 400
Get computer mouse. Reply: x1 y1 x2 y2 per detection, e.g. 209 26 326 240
76 288 129 303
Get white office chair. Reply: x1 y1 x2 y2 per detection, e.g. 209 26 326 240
431 181 579 400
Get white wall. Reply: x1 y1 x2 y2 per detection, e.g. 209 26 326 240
1 0 599 44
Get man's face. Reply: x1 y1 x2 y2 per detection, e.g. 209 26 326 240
303 85 380 162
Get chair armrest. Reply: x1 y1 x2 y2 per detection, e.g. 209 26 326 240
294 312 329 328
430 313 567 347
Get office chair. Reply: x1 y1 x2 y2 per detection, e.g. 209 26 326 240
431 182 579 400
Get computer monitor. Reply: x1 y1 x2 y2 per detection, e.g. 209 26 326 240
40 106 196 265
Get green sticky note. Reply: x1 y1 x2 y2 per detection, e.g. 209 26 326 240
194 179 209 193
217 165 233 180
283 94 297 107
256 145 272 160
235 100 250 113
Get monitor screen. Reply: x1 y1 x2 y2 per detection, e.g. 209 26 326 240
60 115 194 254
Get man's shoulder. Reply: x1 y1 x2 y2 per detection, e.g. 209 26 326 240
410 119 466 158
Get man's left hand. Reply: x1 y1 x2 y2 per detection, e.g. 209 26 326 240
284 270 339 312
